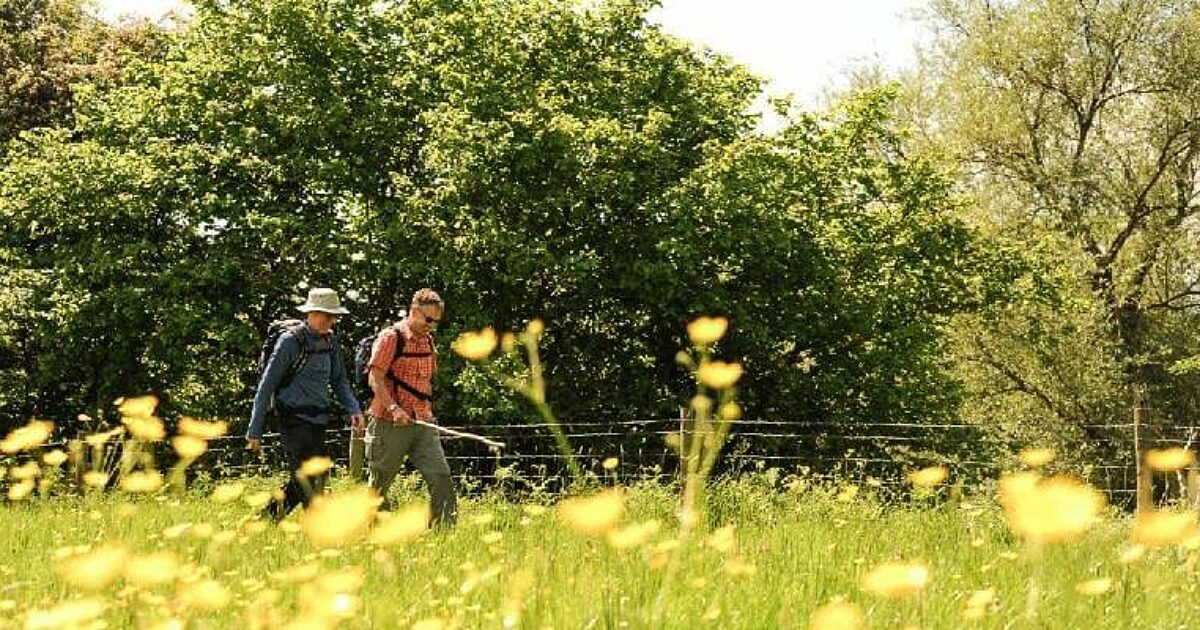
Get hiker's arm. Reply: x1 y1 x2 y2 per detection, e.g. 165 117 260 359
247 333 299 441
367 331 409 422
368 366 410 423
330 340 362 418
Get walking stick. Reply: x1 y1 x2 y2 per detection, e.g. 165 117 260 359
415 419 506 450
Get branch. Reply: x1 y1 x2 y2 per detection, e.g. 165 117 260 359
964 345 1078 426
1145 287 1200 312
1104 120 1200 271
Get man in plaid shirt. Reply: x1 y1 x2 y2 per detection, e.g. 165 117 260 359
364 288 456 526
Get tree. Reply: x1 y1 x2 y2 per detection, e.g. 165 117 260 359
918 0 1200 459
0 0 164 150
0 0 1010 471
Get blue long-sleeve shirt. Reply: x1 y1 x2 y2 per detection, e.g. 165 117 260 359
247 323 361 439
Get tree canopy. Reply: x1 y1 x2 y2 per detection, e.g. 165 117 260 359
914 0 1200 460
0 0 1010 464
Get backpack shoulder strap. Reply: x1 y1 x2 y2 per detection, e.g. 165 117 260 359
280 325 309 388
389 325 405 365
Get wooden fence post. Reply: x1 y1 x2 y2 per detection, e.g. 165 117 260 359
1134 388 1152 514
348 425 366 481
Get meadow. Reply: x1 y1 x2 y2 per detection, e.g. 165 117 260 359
4 322 1200 629
3 466 1200 629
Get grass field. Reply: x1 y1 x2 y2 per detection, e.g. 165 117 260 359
2 468 1199 629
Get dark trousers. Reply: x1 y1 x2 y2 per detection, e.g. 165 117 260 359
266 414 328 520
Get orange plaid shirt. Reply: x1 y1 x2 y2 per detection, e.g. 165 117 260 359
366 320 437 421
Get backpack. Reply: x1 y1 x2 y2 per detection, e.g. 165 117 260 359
257 319 310 409
354 317 436 402
354 325 404 394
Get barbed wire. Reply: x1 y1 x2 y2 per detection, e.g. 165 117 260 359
14 417 1198 505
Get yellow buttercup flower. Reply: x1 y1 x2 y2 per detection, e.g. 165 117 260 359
211 482 245 503
7 479 35 501
696 361 742 389
42 450 69 467
83 471 108 488
522 504 547 517
57 544 128 590
809 600 866 630
10 461 40 480
1018 447 1056 467
999 473 1104 544
275 562 321 584
606 520 662 550
908 466 948 488
687 316 728 346
1075 577 1113 596
84 427 124 446
115 394 159 418
452 327 498 361
172 436 208 460
1145 448 1195 472
178 417 229 439
1130 510 1199 548
178 579 232 610
24 598 107 630
705 525 737 554
370 503 431 545
966 588 996 608
860 561 930 598
243 491 273 509
122 416 165 441
299 456 333 477
301 487 379 548
121 471 164 493
1 419 54 454
962 606 986 621
308 567 364 598
557 489 625 536
125 552 180 587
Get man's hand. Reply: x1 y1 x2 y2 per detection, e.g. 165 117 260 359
349 413 365 429
246 437 261 451
390 407 413 425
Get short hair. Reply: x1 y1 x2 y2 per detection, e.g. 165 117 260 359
411 288 443 308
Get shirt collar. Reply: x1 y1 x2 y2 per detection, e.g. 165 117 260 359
301 322 332 339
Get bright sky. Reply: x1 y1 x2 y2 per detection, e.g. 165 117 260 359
93 0 929 107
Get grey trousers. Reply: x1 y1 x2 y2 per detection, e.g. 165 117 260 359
365 417 457 526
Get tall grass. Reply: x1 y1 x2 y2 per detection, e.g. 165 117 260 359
6 320 1199 628
2 471 1200 628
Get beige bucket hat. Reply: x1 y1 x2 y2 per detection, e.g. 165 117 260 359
296 288 350 315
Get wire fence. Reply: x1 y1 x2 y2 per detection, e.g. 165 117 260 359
18 416 1200 507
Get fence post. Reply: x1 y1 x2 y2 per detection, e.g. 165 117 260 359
348 425 366 481
1188 463 1200 510
1134 388 1152 514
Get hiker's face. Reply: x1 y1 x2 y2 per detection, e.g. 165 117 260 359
307 312 340 336
410 303 442 335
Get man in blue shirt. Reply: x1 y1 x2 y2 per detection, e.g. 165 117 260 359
247 287 364 520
